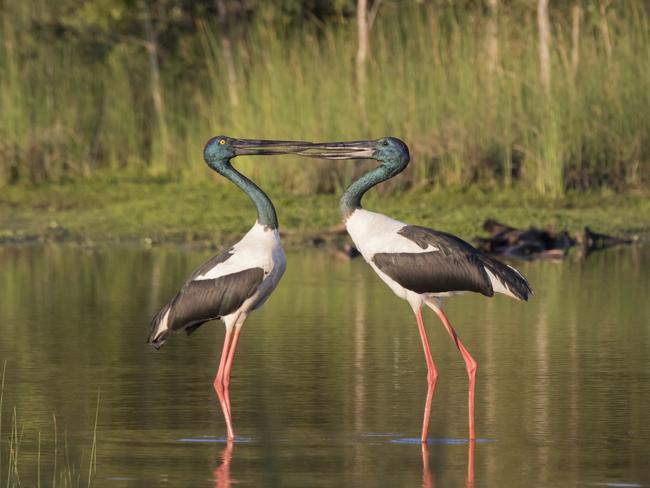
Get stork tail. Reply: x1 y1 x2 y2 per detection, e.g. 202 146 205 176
148 306 172 349
481 257 533 301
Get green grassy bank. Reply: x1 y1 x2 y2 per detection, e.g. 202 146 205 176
2 177 648 247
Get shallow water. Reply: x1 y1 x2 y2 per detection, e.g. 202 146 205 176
0 244 649 487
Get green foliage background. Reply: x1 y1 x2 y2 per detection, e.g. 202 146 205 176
1 0 648 196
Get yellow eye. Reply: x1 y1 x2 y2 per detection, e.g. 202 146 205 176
219 139 226 145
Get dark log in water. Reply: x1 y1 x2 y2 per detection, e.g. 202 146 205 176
303 220 635 261
475 219 633 260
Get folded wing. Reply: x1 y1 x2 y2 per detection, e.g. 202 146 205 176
149 267 265 347
372 225 532 300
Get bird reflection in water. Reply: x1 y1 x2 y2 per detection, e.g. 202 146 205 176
421 440 475 488
212 440 234 488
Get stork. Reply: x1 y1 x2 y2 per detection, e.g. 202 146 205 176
149 136 303 440
294 137 532 442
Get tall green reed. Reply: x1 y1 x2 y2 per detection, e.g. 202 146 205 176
1 2 648 196
0 361 99 488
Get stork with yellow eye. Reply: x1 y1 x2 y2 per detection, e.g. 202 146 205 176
148 135 311 440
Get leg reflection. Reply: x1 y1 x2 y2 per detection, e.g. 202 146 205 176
421 443 434 488
421 440 475 488
213 440 234 488
466 440 475 487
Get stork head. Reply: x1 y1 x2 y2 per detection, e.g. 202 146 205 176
374 137 410 174
203 135 312 170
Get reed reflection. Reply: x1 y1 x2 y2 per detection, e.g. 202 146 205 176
1 246 649 486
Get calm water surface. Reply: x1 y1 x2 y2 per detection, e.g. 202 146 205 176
0 245 649 487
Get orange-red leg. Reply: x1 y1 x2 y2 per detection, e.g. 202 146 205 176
434 308 477 440
415 308 439 444
213 327 235 440
221 325 242 421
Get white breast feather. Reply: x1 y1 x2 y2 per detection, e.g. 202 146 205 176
194 222 280 281
346 209 439 259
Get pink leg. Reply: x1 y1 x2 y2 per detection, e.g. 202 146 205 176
213 327 235 440
221 325 243 423
415 308 439 444
434 308 478 440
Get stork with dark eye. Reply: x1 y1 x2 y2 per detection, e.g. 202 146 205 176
290 136 533 442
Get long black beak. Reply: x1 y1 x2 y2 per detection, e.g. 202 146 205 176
285 140 378 159
231 138 377 159
230 138 311 156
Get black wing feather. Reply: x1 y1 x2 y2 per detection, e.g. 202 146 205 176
373 252 493 295
148 267 264 346
372 225 532 300
171 269 264 331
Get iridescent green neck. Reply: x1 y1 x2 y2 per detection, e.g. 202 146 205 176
220 163 278 229
340 165 392 219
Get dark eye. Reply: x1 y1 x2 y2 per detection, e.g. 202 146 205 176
382 139 389 146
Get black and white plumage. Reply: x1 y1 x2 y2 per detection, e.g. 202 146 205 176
290 136 532 443
148 222 285 348
347 208 531 441
347 209 531 309
147 136 303 441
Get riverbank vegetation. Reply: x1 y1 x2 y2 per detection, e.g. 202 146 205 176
1 1 649 199
2 178 648 246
